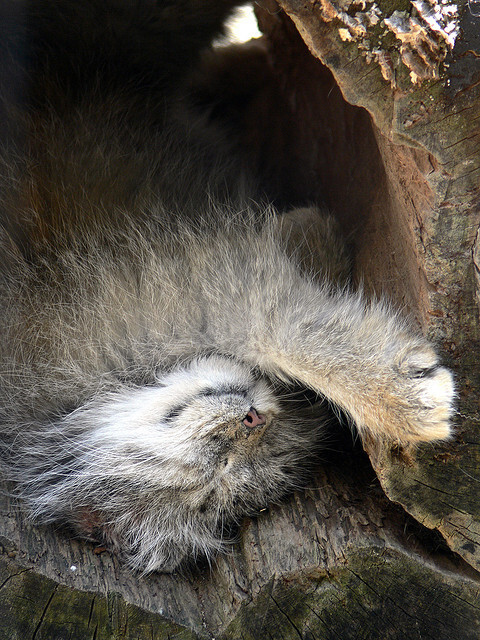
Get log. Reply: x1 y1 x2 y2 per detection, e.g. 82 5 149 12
1 1 480 638
2 452 480 638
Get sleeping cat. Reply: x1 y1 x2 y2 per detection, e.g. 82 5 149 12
0 0 454 573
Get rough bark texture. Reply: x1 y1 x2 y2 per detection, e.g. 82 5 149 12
1 1 480 638
2 452 480 639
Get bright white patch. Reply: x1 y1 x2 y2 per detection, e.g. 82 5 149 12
417 366 455 440
215 4 261 46
411 1 460 48
420 367 455 409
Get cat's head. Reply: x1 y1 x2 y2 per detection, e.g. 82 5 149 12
21 355 323 572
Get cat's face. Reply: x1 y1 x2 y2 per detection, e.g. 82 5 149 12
75 355 316 514
26 355 321 572
154 356 280 468
83 356 280 483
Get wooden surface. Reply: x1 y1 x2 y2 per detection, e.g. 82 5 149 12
1 448 480 638
1 1 480 637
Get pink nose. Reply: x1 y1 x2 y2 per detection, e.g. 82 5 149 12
243 407 266 428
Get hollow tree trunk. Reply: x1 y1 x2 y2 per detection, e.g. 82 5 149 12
1 1 480 638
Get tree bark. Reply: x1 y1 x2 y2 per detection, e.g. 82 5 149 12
1 1 480 638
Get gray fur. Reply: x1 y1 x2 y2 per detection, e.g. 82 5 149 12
0 0 454 573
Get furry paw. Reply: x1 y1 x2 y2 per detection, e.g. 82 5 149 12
391 344 455 443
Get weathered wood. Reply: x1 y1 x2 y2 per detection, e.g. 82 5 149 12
1 450 480 638
1 0 480 637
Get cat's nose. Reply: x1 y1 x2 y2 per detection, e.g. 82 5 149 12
243 407 266 428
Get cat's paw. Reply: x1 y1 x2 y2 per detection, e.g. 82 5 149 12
391 344 455 443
